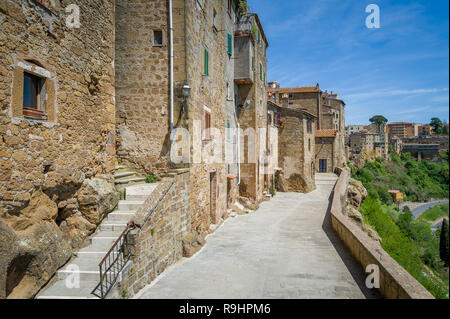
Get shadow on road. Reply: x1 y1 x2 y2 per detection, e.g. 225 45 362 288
321 189 382 299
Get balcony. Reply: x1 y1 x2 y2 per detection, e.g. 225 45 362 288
234 35 254 85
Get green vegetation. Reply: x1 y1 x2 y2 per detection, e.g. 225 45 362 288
419 204 449 222
369 115 388 125
353 150 449 202
145 174 158 183
119 189 125 200
354 149 449 298
270 188 276 197
430 117 449 135
360 194 448 298
440 219 449 267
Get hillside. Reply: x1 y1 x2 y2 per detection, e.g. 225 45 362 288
351 150 449 299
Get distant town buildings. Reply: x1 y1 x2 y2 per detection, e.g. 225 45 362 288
347 119 448 165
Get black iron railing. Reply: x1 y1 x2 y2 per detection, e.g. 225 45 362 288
98 222 136 299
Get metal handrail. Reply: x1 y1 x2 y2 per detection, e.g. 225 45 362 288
98 221 136 299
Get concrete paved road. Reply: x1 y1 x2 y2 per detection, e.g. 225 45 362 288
411 200 449 219
137 174 380 299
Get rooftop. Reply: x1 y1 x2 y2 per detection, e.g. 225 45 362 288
268 86 321 94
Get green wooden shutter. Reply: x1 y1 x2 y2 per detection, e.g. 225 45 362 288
260 64 262 81
227 34 232 56
204 49 209 76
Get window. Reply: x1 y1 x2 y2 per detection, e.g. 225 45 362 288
307 119 313 133
275 112 281 127
23 72 46 119
308 138 311 152
153 30 163 46
204 110 211 140
203 48 209 76
289 94 293 99
226 82 232 100
227 120 231 141
259 63 262 81
227 0 232 16
213 9 218 30
252 56 255 70
227 33 233 56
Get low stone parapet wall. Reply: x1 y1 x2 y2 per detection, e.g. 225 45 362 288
330 168 434 299
111 170 190 298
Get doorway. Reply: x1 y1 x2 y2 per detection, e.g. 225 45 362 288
319 159 327 173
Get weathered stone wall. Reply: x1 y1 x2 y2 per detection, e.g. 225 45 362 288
278 108 316 193
115 0 175 175
113 170 190 298
185 0 228 230
288 92 322 129
236 13 268 205
0 0 118 298
330 168 434 299
315 136 336 173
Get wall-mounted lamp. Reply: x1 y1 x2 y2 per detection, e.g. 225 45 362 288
182 85 191 98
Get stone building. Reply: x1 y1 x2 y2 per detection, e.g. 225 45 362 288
234 12 269 206
320 91 346 171
387 122 414 139
268 83 347 174
390 135 403 155
345 125 367 138
0 0 118 298
348 127 389 168
267 101 316 193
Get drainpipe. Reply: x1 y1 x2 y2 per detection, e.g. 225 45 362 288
232 106 241 184
169 0 174 140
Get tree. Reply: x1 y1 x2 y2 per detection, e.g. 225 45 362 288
440 218 449 267
397 209 413 237
370 115 388 133
430 118 443 135
370 115 388 124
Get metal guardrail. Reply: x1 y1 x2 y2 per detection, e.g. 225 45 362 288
98 222 136 299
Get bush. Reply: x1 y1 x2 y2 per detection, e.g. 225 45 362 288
145 174 158 183
360 195 448 298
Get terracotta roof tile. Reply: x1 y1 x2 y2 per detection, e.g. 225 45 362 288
268 86 321 94
315 129 337 137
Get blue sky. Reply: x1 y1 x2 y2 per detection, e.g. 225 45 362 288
248 0 449 125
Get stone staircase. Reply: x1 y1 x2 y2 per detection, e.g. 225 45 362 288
114 162 147 190
36 183 159 299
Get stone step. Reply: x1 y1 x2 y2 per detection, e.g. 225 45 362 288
115 177 146 185
91 236 119 245
118 200 145 211
114 171 137 179
106 211 135 222
36 279 101 299
100 223 128 232
76 251 109 259
125 184 158 201
115 165 127 170
57 269 113 282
